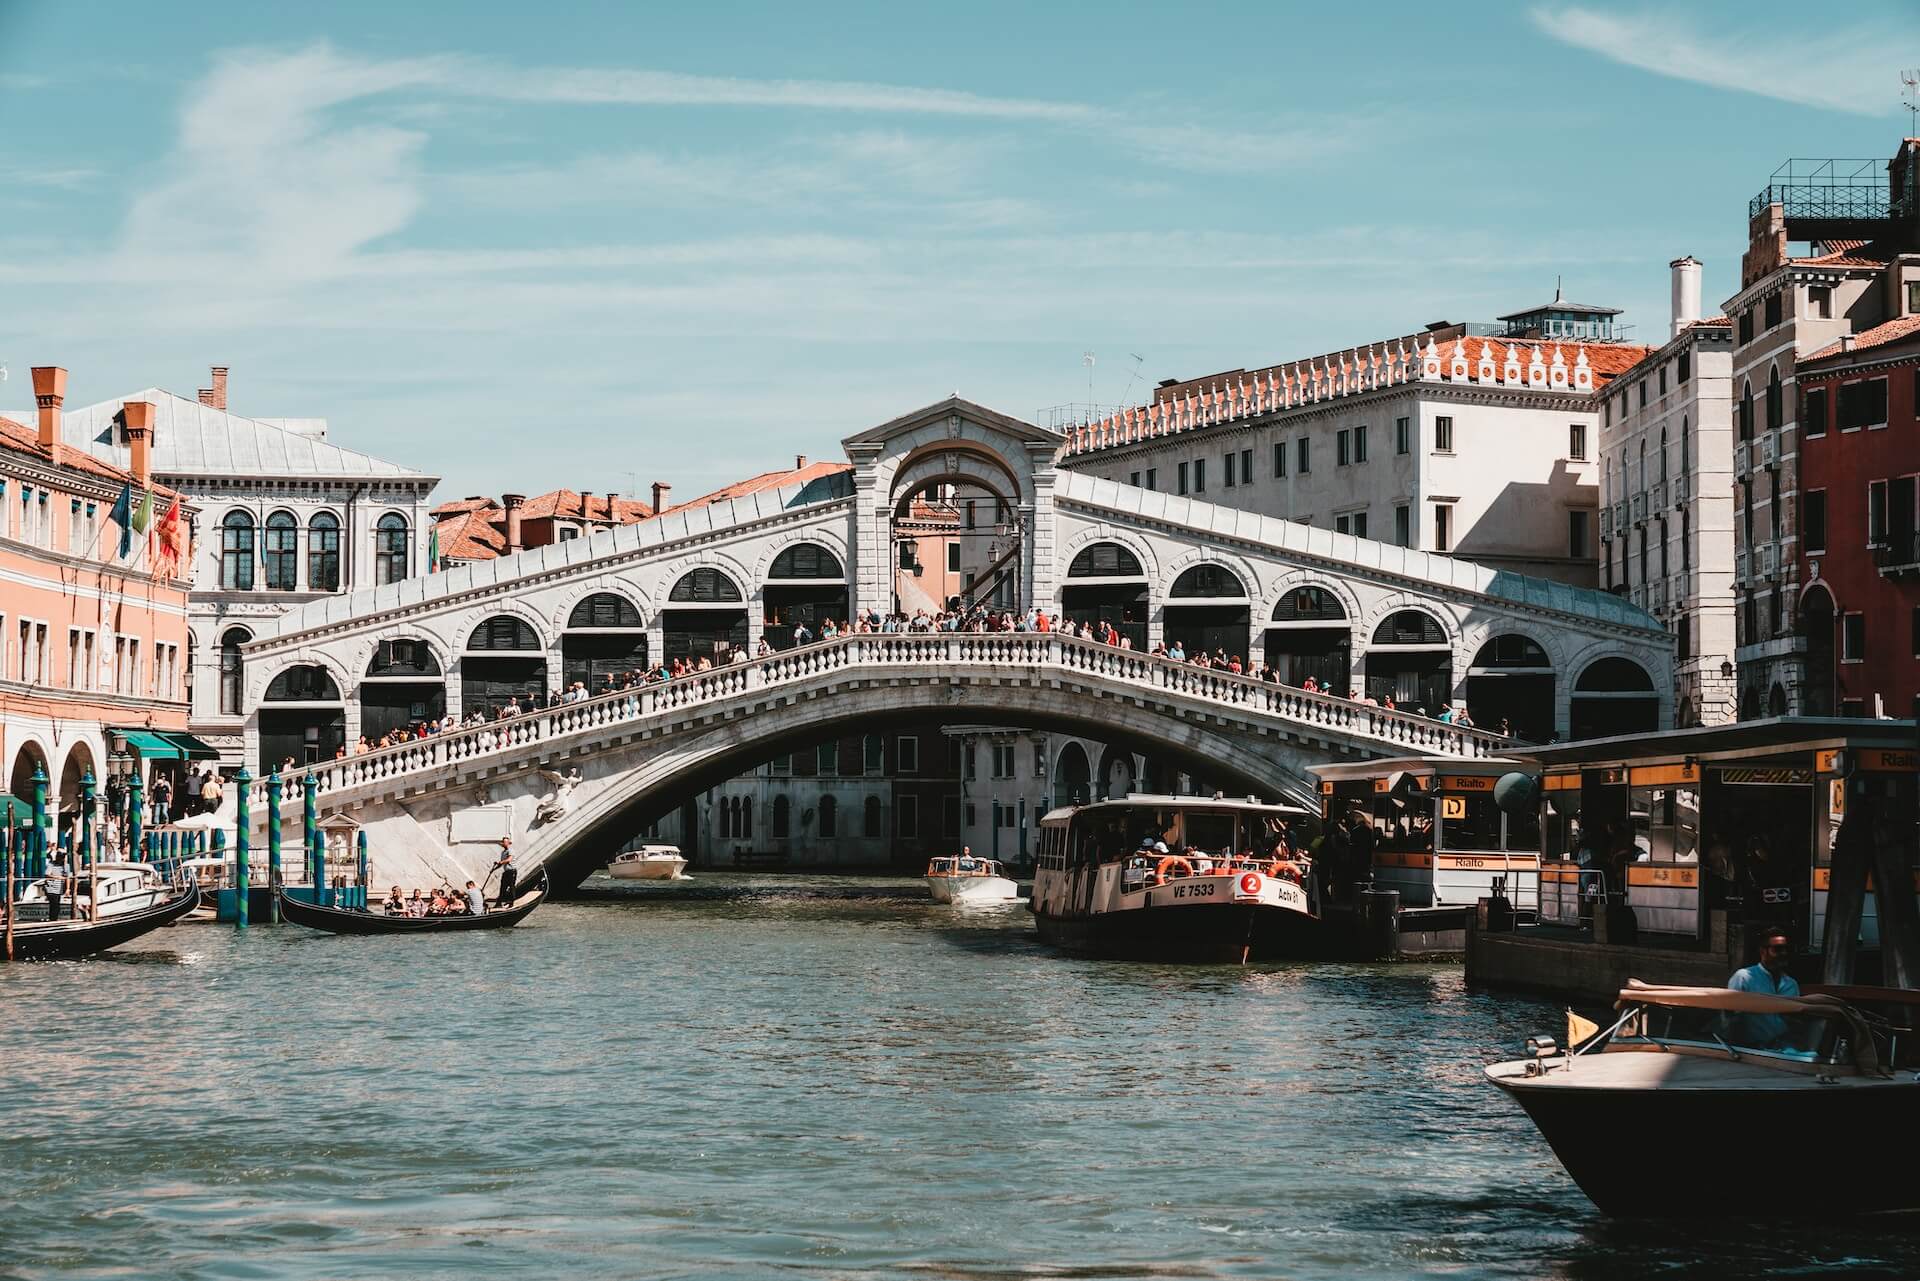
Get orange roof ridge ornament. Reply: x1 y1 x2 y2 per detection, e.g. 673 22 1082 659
1527 343 1548 389
1573 346 1594 392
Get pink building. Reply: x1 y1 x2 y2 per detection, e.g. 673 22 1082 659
0 368 196 831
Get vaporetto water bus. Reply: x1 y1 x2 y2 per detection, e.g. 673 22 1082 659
1032 794 1319 962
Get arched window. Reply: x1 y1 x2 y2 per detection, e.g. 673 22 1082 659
365 639 441 677
740 795 752 839
1068 542 1144 578
468 616 541 650
263 510 299 591
220 510 255 590
568 593 643 629
772 794 790 839
669 568 743 602
1168 564 1245 598
1574 657 1654 692
218 626 250 716
720 797 737 839
374 513 410 585
1765 365 1783 432
1371 610 1446 645
264 664 341 702
819 795 837 839
1637 439 1646 493
864 795 882 838
1680 416 1689 475
1270 586 1346 622
308 512 340 591
1739 380 1754 441
768 543 844 579
1658 429 1668 483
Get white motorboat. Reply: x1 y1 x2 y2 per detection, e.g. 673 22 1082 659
925 855 1020 904
1486 981 1920 1216
12 860 173 922
607 845 690 881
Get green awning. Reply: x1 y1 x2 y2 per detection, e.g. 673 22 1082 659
118 730 181 758
0 795 32 825
160 732 222 761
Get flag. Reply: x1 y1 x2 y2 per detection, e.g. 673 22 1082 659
427 525 440 572
155 495 185 576
131 488 154 534
1567 1008 1600 1050
109 483 134 559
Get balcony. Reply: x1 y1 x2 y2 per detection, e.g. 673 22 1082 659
1760 431 1780 469
1632 492 1648 525
1732 441 1749 479
1875 532 1920 578
1599 507 1613 539
1651 480 1668 513
1748 157 1899 241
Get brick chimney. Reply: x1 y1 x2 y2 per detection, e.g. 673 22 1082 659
31 366 66 457
123 401 155 486
604 492 619 520
795 454 807 470
651 481 671 514
580 491 593 524
503 492 525 552
197 365 229 410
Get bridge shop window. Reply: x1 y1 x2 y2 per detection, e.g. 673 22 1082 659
361 639 446 744
1062 542 1148 648
764 543 848 651
464 615 548 719
1465 634 1554 742
1569 656 1658 742
1263 586 1350 690
664 569 747 664
1365 610 1451 713
259 663 345 771
1164 564 1249 661
563 592 648 696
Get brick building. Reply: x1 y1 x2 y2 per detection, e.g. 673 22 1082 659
1793 318 1920 720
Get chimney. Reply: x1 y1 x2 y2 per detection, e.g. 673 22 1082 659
1669 256 1702 338
31 366 66 455
579 491 593 524
123 401 155 486
604 492 619 520
209 366 228 411
503 492 525 552
795 454 807 470
651 481 671 514
1840 333 1857 353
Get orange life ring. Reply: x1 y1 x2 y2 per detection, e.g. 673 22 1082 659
1266 860 1286 878
1156 855 1194 882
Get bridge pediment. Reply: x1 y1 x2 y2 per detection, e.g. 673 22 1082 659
840 395 1063 455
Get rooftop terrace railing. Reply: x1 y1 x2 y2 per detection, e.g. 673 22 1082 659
293 632 1514 805
1748 158 1892 222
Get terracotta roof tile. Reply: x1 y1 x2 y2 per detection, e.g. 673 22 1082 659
0 415 185 501
434 507 507 561
1804 314 1920 361
672 460 853 509
1791 239 1891 269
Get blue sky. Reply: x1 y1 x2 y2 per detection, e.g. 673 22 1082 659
2 1 1915 502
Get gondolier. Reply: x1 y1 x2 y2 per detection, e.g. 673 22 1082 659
488 839 518 907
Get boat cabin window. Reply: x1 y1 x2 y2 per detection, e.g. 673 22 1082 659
1629 784 1700 862
1438 793 1502 852
1543 787 1578 860
1618 1003 1839 1064
1368 794 1432 853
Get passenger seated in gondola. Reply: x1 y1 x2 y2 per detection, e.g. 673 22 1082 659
465 880 485 915
405 889 428 917
383 886 406 916
427 889 451 916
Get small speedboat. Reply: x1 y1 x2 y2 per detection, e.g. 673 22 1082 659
1486 981 1920 1216
12 861 173 922
926 855 1020 904
606 845 689 881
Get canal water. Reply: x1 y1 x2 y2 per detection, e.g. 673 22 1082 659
2 875 1914 1280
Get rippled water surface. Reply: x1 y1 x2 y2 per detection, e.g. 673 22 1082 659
3 876 1915 1280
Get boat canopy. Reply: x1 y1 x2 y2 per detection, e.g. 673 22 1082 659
1617 981 1882 1073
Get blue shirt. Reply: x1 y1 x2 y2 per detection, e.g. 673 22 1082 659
1728 963 1800 998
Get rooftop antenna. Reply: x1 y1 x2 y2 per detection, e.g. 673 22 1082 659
1118 353 1145 405
1904 70 1920 135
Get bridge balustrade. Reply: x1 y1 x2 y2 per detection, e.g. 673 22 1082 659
294 632 1512 803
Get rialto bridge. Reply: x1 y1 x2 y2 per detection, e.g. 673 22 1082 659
234 397 1672 889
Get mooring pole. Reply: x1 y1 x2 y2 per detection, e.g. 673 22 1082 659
266 773 283 924
30 764 48 882
127 767 144 869
356 829 369 910
234 768 252 930
3 815 14 960
303 775 320 907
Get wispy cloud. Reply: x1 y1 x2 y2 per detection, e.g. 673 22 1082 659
1528 5 1915 115
0 164 100 189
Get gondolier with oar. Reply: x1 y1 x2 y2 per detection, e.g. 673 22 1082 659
486 838 518 908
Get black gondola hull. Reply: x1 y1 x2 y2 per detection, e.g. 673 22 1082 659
5 884 201 962
277 870 547 935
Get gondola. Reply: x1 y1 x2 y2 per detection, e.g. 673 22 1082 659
277 869 548 935
4 882 201 962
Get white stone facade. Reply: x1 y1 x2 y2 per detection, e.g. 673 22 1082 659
1597 312 1737 726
